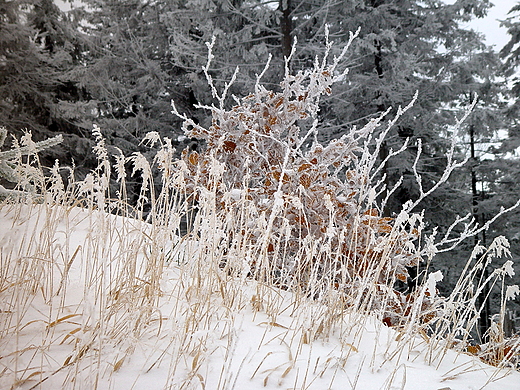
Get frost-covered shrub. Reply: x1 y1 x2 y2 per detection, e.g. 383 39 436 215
170 32 425 303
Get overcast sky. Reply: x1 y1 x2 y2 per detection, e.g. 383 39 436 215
464 0 518 50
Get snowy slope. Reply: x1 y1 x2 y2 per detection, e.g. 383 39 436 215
1 204 519 390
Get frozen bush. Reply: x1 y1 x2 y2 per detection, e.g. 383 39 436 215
170 31 426 310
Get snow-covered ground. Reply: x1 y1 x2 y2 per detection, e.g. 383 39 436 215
1 203 519 390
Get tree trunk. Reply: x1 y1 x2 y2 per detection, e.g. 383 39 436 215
470 123 491 342
280 0 293 60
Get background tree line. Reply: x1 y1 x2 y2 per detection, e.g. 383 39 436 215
1 0 520 333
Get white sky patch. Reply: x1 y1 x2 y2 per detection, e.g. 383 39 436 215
443 0 517 50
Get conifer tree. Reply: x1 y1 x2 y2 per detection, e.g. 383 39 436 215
0 0 55 133
0 0 82 136
70 0 195 150
488 1 520 313
0 0 91 178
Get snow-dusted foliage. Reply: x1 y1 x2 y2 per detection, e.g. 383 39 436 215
171 32 421 296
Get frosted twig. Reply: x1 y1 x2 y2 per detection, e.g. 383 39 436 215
407 96 478 212
332 28 360 81
255 53 272 88
203 36 218 99
429 198 520 254
284 36 298 77
412 138 423 195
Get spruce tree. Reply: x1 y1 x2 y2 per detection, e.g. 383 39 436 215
0 0 83 135
0 0 91 177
